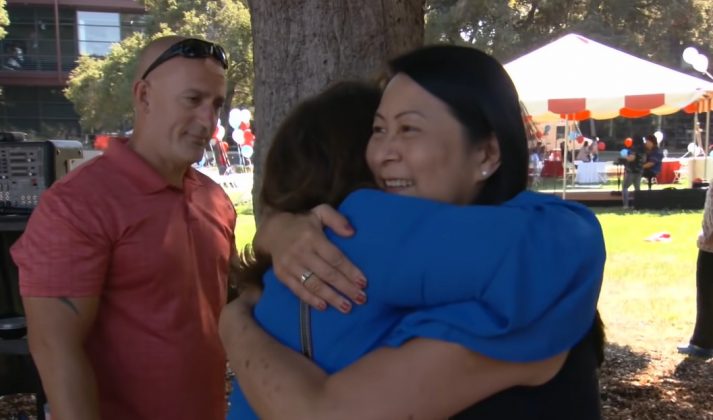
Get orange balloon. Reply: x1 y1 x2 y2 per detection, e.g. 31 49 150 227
624 137 633 148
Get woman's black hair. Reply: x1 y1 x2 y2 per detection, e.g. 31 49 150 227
645 134 658 148
387 45 529 205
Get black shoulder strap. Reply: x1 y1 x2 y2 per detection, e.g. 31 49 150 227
299 301 313 359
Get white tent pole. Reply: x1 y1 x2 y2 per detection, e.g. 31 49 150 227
562 116 568 199
706 108 710 179
695 113 701 150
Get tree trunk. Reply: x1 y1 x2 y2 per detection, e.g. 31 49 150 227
248 0 425 222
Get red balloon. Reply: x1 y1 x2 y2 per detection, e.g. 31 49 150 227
624 137 633 148
576 135 584 144
597 141 606 151
239 121 249 131
94 135 109 150
243 129 255 146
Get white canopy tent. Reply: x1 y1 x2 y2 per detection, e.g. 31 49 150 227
504 33 713 122
504 33 713 195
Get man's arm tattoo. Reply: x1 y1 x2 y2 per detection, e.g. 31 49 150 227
58 297 80 315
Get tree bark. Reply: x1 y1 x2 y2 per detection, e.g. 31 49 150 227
248 0 425 222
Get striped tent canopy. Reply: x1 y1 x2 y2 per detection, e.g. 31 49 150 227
504 34 713 122
684 94 713 114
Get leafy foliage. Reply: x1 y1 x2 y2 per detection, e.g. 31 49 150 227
65 1 252 133
426 0 713 68
0 0 8 40
65 32 155 132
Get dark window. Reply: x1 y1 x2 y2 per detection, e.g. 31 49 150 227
0 86 79 139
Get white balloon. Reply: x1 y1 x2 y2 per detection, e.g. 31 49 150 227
228 108 242 129
654 131 663 142
232 129 245 144
693 53 709 73
683 47 699 64
241 144 254 159
688 142 697 154
240 109 252 124
215 125 225 140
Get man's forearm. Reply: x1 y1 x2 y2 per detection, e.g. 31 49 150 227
31 344 100 420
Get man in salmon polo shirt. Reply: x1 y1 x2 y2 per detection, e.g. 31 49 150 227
11 35 236 420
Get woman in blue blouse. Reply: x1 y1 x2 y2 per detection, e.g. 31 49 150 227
221 46 606 419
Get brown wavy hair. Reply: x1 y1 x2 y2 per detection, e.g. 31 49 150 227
235 81 381 292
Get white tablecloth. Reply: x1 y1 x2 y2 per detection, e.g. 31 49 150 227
576 161 610 184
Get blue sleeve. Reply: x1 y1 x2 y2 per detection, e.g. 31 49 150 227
334 189 605 361
336 189 604 303
381 290 595 362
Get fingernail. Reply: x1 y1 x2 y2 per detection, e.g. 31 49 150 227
339 300 352 313
356 277 367 288
354 291 367 305
316 301 327 311
344 223 354 233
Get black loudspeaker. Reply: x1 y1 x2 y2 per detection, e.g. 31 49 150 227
635 188 706 210
0 222 46 420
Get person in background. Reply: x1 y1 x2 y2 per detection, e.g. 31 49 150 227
560 139 574 163
621 136 645 209
591 137 600 162
678 182 713 360
210 137 231 174
577 140 592 162
642 134 663 190
3 45 24 70
11 36 234 420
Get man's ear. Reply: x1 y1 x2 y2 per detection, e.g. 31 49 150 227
133 79 150 113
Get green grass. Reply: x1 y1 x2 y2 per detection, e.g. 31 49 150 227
234 203 256 251
594 208 703 351
231 203 704 353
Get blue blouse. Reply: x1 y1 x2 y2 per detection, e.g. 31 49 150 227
227 189 605 419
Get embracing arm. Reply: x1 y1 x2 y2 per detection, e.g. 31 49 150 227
220 296 566 420
254 205 366 310
24 296 100 420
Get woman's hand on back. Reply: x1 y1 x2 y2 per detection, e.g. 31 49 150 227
254 204 367 312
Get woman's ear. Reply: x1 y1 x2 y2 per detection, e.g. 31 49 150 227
478 136 501 180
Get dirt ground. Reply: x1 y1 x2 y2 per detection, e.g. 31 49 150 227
600 344 713 419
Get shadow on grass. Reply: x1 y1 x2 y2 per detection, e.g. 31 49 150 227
600 344 713 419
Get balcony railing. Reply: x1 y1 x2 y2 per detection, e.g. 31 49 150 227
0 52 77 73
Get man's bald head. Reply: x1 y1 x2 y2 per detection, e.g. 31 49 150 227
134 35 187 82
129 34 227 179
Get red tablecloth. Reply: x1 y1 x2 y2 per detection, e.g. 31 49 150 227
541 160 564 177
656 159 681 184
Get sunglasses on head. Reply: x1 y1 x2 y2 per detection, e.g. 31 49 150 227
141 38 228 80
